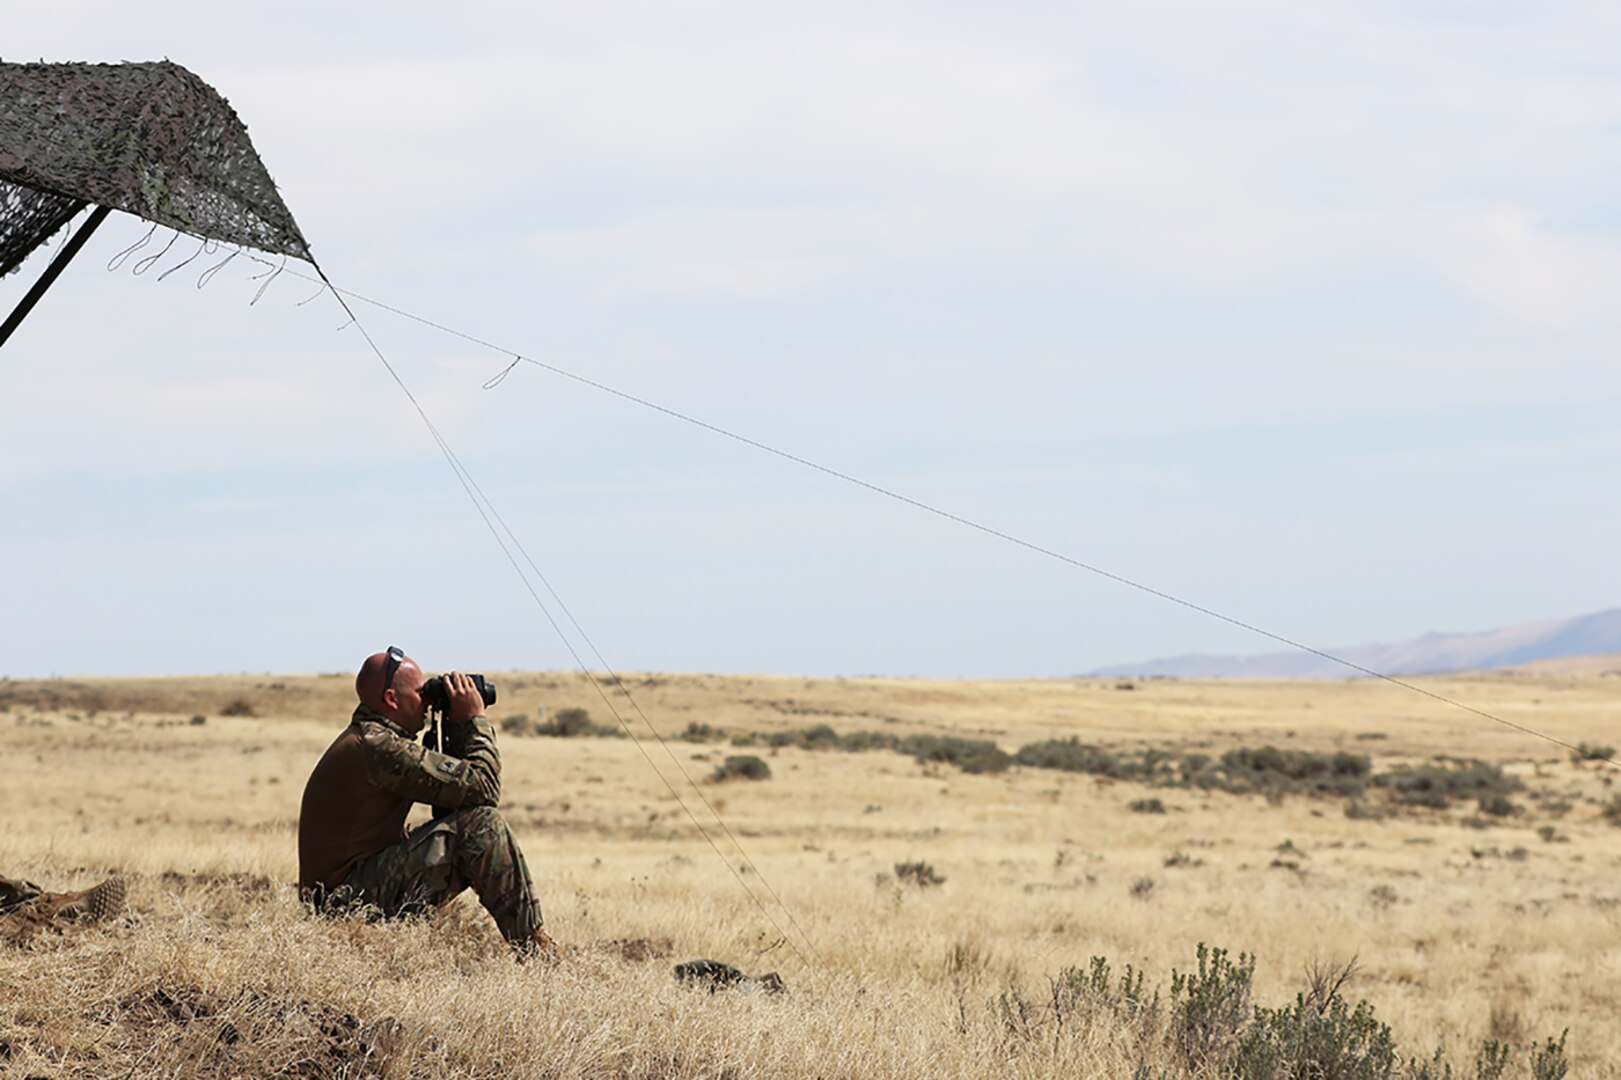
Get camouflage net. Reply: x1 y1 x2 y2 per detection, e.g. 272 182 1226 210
0 59 310 278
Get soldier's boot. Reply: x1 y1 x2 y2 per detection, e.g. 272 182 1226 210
518 924 561 964
42 876 127 924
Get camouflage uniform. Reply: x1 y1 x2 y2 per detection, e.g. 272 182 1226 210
298 705 542 946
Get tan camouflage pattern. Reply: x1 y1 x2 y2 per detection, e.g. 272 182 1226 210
327 806 542 944
355 705 502 809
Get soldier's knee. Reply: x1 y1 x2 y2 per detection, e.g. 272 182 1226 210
450 805 510 837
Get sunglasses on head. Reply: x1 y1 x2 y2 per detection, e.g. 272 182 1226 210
382 645 405 692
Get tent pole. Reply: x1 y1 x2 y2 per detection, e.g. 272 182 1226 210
0 204 113 351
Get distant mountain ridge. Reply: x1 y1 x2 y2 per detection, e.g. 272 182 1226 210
1090 608 1621 679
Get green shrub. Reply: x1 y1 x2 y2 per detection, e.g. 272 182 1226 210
498 713 534 736
987 944 1571 1076
894 860 945 887
797 722 841 749
1475 1040 1511 1080
902 734 1011 774
1170 944 1255 1072
1373 760 1519 808
1532 1029 1570 1080
1010 741 1371 800
535 707 621 738
994 986 1041 1042
1014 738 1138 778
709 755 771 782
1214 746 1370 799
1050 956 1158 1029
542 706 593 736
1229 992 1398 1078
839 729 902 752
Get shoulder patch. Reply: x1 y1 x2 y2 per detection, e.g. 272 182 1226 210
437 759 465 777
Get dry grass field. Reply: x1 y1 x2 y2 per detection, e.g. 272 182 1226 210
2 666 1620 1077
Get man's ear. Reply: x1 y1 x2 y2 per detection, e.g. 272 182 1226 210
380 688 397 713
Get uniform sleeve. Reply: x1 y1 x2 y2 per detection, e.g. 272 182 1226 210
358 717 502 808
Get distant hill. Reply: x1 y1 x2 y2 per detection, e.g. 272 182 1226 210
1090 608 1621 679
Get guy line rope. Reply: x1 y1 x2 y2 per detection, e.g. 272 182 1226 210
271 258 1616 771
311 265 827 970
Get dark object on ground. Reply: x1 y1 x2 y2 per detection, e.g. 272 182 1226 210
710 755 771 782
675 958 785 995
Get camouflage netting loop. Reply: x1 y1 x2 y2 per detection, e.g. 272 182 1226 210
0 59 310 278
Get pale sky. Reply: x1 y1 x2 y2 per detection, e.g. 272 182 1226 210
5 2 1621 678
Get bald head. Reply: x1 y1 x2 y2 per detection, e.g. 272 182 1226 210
355 648 426 732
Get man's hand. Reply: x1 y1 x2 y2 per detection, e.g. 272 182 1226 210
444 671 486 724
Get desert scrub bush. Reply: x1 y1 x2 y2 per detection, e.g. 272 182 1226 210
538 706 592 736
793 722 842 750
980 946 1571 1078
1011 740 1371 801
1210 746 1371 799
1228 992 1398 1078
727 723 903 753
894 860 945 887
1570 742 1615 764
1050 956 1159 1030
1130 798 1167 814
1014 738 1143 779
901 734 1011 774
708 754 770 782
1169 944 1255 1072
219 699 256 717
536 707 621 738
837 729 902 752
1532 1030 1570 1080
1373 760 1519 808
498 713 535 736
678 721 725 742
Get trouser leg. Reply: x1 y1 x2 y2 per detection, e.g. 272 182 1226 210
339 807 542 944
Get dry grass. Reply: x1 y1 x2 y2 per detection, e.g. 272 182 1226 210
2 669 1618 1077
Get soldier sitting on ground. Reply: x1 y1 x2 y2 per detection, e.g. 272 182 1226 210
297 647 556 957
